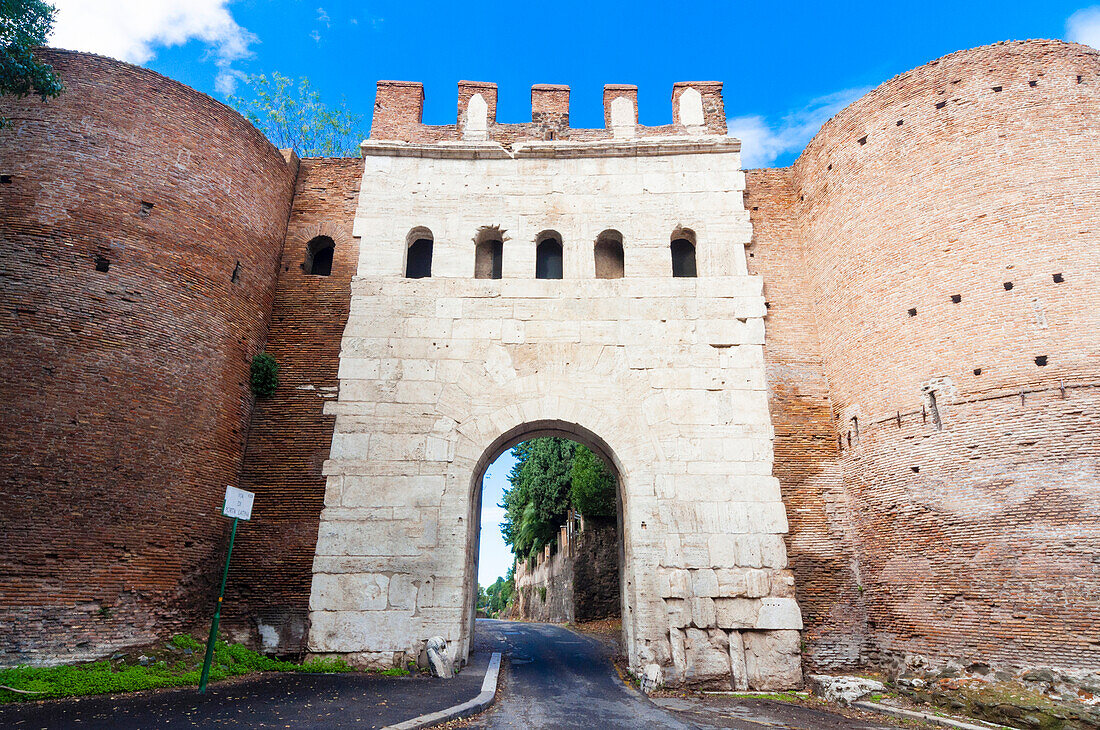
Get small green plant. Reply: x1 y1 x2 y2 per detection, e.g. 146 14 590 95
538 586 547 603
379 666 410 677
250 353 279 397
169 634 201 651
97 606 111 619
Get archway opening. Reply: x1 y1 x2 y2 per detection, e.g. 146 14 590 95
535 231 563 280
594 230 625 279
469 424 627 653
474 226 504 280
303 235 335 276
405 227 433 279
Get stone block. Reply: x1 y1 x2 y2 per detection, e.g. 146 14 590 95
683 628 732 688
691 569 719 597
729 630 749 691
755 598 803 630
309 573 389 612
690 597 716 628
745 570 770 597
667 569 691 598
716 569 748 597
388 574 418 609
743 630 803 691
666 598 691 629
715 598 758 629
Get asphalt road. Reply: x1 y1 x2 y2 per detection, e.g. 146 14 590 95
472 619 909 730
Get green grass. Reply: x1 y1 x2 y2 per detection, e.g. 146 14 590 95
729 691 806 703
0 634 361 703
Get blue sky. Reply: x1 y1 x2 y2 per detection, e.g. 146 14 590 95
477 450 517 585
49 1 1100 166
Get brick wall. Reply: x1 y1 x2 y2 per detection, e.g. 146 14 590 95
226 158 362 653
0 50 295 665
745 168 867 670
789 40 1100 675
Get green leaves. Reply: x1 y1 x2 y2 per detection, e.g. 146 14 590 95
249 353 278 397
229 71 365 157
499 438 617 561
0 0 64 127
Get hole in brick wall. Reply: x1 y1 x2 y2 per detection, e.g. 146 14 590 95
0 174 11 184
858 135 867 145
837 436 843 451
764 301 770 309
951 294 962 303
908 308 917 317
231 261 241 283
94 255 110 272
800 195 804 201
927 390 943 431
1077 75 1084 84
911 466 920 473
827 164 832 170
897 119 904 126
138 201 154 218
1003 281 1013 290
992 86 1002 92
1053 273 1064 283
973 368 982 376
304 235 335 276
752 206 759 211
936 101 947 109
1029 80 1038 87
1035 355 1048 366
846 432 852 447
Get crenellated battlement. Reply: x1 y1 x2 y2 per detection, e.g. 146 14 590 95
370 80 727 144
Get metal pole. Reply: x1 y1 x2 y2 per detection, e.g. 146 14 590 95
199 516 238 694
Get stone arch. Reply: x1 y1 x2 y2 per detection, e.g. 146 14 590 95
474 226 504 279
535 230 563 279
670 227 697 278
594 229 625 279
304 236 334 276
295 221 355 275
405 226 433 279
457 397 641 667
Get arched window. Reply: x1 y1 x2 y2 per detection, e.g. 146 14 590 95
535 231 563 280
474 227 504 280
405 227 433 279
304 236 335 276
670 228 697 278
594 230 624 279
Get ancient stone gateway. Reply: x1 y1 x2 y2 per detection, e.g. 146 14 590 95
306 89 804 688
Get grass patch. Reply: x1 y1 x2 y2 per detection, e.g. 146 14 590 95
729 691 805 703
0 634 360 703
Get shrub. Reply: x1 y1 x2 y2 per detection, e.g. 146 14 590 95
250 353 279 397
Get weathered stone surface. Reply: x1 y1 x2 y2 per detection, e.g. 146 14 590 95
691 597 717 628
744 630 802 690
715 598 758 629
683 628 732 688
692 569 719 598
755 598 803 630
806 674 885 705
426 635 453 679
729 630 749 691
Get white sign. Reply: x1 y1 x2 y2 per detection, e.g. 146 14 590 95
223 486 255 521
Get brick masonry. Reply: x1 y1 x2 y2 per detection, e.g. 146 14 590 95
0 50 296 665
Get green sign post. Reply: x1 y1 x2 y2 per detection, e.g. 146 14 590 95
198 486 254 694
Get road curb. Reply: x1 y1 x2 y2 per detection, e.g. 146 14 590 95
854 700 1011 730
384 652 502 730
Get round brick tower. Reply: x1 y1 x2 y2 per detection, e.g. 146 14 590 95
0 50 296 665
792 40 1100 674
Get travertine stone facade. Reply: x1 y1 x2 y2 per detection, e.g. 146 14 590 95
306 123 804 687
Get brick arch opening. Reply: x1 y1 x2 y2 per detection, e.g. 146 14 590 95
466 418 632 662
303 235 335 276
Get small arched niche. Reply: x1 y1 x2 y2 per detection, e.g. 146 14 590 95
535 231 563 280
303 235 335 276
474 226 504 280
594 230 624 279
670 228 697 278
405 227 433 279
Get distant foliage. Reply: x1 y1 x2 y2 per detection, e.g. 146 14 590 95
249 353 279 397
477 572 514 616
499 438 617 562
570 445 616 518
0 0 64 127
230 72 364 157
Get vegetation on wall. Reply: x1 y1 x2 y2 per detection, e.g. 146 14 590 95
249 353 279 397
229 71 365 157
0 0 63 127
500 438 616 562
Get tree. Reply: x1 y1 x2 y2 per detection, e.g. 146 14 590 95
500 438 575 560
229 72 364 157
0 0 63 127
570 445 617 518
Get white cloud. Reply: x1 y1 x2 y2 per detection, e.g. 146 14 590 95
727 87 869 168
317 7 331 27
310 29 322 43
49 0 257 95
1067 6 1100 48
